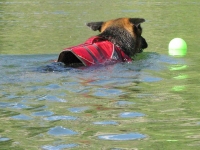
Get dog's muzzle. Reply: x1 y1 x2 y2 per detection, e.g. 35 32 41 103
138 36 148 53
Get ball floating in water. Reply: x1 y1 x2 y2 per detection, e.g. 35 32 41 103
168 38 187 56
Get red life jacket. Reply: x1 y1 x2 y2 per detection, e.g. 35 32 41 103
57 36 132 67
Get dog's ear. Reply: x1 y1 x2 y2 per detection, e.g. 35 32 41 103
86 21 104 31
129 18 145 27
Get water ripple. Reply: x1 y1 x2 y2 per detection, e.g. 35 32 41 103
32 111 54 117
48 126 78 136
44 115 78 121
12 114 32 120
45 84 60 90
98 133 146 140
93 88 123 97
119 112 145 118
68 107 89 113
38 95 66 102
93 121 118 125
9 103 31 109
116 101 135 106
0 102 13 108
41 143 78 150
142 75 162 82
0 137 10 142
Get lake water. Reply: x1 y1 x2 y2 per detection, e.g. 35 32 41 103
0 0 200 150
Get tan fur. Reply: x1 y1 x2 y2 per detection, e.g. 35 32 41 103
100 18 136 37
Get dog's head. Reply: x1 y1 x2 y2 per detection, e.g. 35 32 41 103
87 18 148 57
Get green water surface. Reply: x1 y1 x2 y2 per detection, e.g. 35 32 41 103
0 0 200 150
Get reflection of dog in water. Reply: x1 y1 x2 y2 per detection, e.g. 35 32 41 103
57 18 148 67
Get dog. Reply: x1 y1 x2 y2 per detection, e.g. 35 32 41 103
57 18 148 67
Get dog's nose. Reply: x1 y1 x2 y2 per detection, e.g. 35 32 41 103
141 36 148 49
137 36 148 53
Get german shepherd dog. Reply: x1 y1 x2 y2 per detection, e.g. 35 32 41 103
57 18 148 67
87 17 148 56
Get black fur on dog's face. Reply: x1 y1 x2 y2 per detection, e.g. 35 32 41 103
87 18 148 57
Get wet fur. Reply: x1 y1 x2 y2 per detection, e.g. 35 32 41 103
87 18 148 57
98 26 136 56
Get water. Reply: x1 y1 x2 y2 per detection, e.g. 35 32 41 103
32 111 54 117
97 133 146 141
44 115 78 121
93 121 118 125
115 101 134 107
0 137 10 142
41 144 78 150
68 107 89 113
12 114 33 120
1 0 200 150
48 126 78 136
119 112 145 118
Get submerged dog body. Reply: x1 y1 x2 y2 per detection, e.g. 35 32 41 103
57 17 148 67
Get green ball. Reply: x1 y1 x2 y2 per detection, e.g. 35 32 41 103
168 38 187 56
